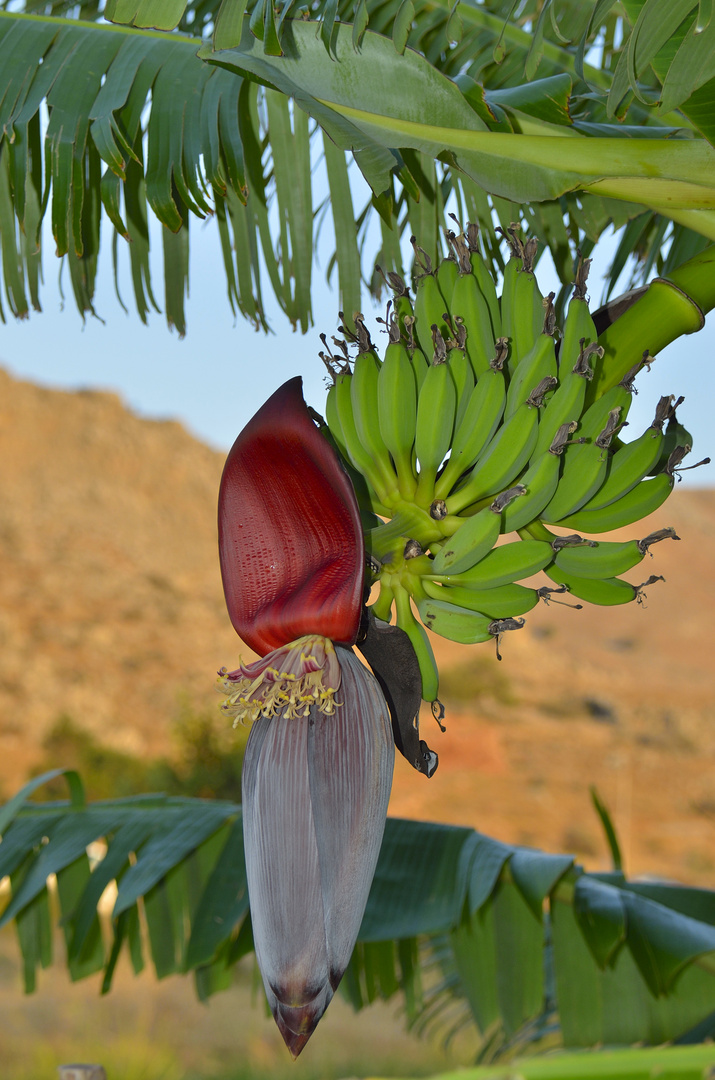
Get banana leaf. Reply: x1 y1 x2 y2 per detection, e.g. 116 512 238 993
1 1 715 329
2 770 715 1054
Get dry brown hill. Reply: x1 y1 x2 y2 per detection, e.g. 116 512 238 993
1 365 714 887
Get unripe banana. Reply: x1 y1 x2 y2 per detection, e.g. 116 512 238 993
431 502 502 575
418 596 525 646
436 255 459 312
432 486 525 575
325 382 389 515
429 538 552 588
378 330 419 498
504 318 557 420
410 342 429 390
335 370 395 504
583 395 675 511
450 234 498 377
555 471 675 533
498 422 578 533
325 380 348 459
545 564 664 607
422 579 539 618
434 359 507 499
371 581 395 621
531 340 602 461
445 396 540 514
541 408 624 523
650 397 690 476
498 231 521 373
414 343 457 506
447 346 475 430
352 351 399 496
465 222 501 341
379 268 415 339
559 258 598 369
553 527 679 579
510 239 544 375
577 357 644 442
417 597 494 644
394 583 439 700
412 239 451 357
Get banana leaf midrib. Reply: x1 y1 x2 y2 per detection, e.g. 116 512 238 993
0 8 202 43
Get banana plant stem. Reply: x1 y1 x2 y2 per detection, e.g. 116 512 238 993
589 243 715 402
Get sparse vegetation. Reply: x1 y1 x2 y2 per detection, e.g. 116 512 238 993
439 657 515 707
31 706 248 803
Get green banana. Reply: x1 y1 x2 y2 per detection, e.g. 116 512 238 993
510 238 544 375
577 357 644 442
450 232 498 377
541 407 625 523
412 238 451 357
429 538 552 588
324 380 389 516
650 396 689 476
558 257 598 369
445 395 540 514
498 228 522 373
504 316 557 420
325 379 348 460
414 341 457 506
394 583 440 700
433 486 525 574
417 596 495 644
410 341 429 390
499 422 577 533
531 340 602 461
436 255 459 312
352 349 399 495
381 268 415 339
418 596 525 647
553 526 679 579
465 222 501 340
431 504 501 575
545 564 664 607
422 579 539 618
378 323 419 499
555 471 675 533
434 359 507 499
447 345 476 429
371 581 395 621
334 369 396 504
583 395 675 511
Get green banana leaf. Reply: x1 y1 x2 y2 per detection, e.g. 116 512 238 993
371 1044 715 1080
1 0 715 329
2 769 715 1055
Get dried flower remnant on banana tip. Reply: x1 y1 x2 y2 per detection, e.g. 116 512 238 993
216 377 394 1058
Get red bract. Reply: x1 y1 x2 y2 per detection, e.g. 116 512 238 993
218 377 364 656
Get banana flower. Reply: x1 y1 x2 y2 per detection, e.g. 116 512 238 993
217 377 394 1057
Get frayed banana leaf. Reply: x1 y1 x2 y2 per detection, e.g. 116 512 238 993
2 769 715 1052
1 2 715 329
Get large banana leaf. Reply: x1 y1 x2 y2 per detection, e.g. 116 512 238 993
378 1045 715 1080
2 770 715 1054
1 0 715 329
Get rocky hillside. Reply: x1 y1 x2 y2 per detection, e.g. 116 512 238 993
1 366 713 886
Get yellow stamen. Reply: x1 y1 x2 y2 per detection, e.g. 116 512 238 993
217 635 342 726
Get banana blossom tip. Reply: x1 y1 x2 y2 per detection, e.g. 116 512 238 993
242 644 394 1056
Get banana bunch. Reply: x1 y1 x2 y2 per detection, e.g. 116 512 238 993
320 223 709 704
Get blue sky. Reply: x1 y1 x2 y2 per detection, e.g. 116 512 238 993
1 205 712 487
